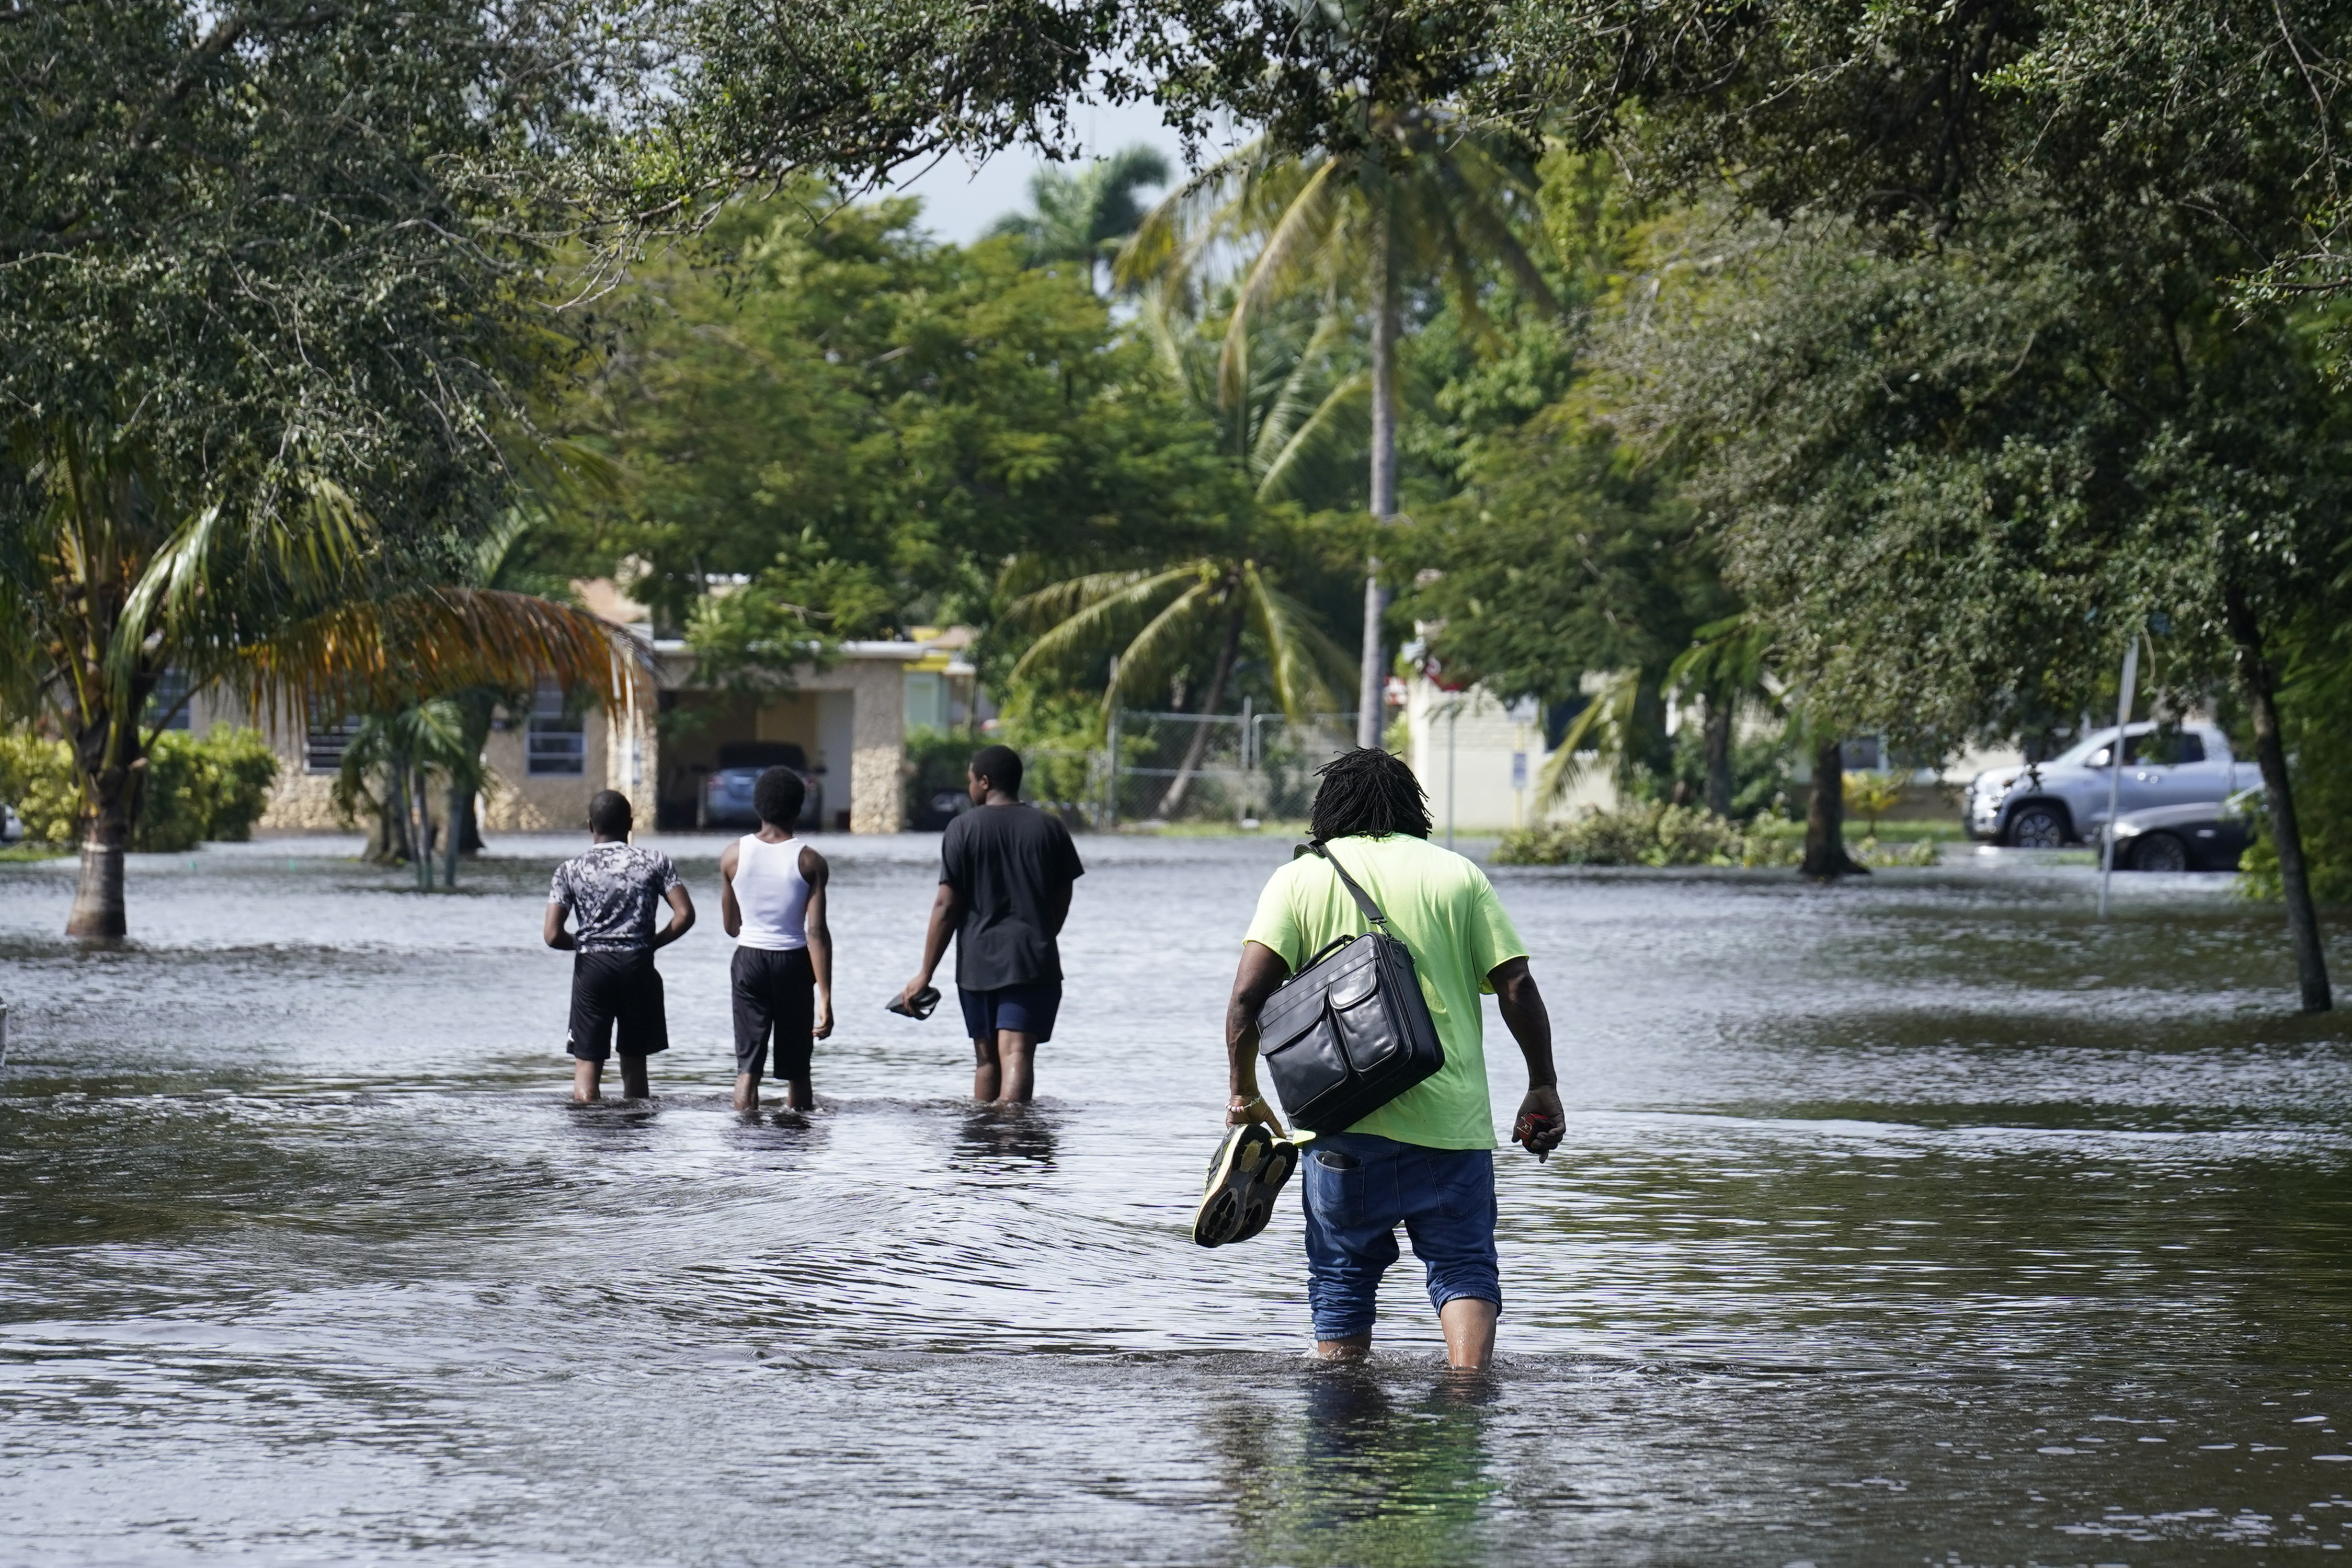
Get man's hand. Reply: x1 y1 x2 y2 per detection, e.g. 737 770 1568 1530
814 996 835 1040
897 976 933 1012
1226 1093 1286 1137
1511 1085 1565 1160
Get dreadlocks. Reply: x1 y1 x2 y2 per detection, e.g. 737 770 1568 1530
1309 748 1432 842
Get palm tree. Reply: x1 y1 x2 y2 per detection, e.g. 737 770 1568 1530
1136 287 1369 511
1007 552 1353 816
1120 108 1559 748
987 144 1172 288
0 429 636 935
332 697 488 891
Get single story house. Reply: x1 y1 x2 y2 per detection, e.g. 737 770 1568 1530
171 582 978 835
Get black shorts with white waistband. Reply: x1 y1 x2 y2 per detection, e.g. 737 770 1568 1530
568 948 669 1062
732 945 816 1079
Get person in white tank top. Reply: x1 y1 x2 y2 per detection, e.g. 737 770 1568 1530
720 767 832 1112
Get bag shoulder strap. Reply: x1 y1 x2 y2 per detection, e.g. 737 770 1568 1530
1307 840 1390 932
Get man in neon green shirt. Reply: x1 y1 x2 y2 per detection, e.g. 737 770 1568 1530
1223 748 1562 1370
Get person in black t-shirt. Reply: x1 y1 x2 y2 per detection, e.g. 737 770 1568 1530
897 744 1084 1103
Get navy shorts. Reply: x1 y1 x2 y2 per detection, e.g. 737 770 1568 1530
957 981 1061 1044
1300 1131 1500 1342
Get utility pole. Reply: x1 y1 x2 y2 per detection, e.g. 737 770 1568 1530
2096 634 2142 918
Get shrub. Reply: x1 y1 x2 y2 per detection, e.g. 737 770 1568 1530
0 732 79 844
1494 803 1744 867
1493 804 1940 869
0 726 278 849
139 728 279 850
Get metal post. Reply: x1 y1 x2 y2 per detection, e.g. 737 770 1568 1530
1103 656 1121 831
1238 696 1253 828
1446 699 1459 851
2097 635 2142 918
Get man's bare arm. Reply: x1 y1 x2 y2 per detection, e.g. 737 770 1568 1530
652 883 695 949
900 882 962 1005
1490 956 1563 1156
718 840 742 938
544 903 574 951
1223 940 1293 1132
803 845 835 1039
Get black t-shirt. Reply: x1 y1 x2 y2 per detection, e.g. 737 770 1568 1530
940 804 1086 990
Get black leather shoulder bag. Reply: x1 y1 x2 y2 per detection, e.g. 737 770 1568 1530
1252 841 1446 1132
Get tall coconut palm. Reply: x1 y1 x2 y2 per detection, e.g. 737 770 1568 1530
1008 552 1353 816
0 430 637 935
988 144 1173 287
1120 108 1560 748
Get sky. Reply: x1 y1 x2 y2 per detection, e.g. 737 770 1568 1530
880 96 1210 245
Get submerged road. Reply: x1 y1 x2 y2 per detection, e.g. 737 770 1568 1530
4 833 2352 1564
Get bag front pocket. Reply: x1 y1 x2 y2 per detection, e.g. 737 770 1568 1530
1262 1006 1353 1113
1331 983 1405 1076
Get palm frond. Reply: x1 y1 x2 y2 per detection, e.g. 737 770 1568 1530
1242 565 1353 720
1537 670 1641 807
227 588 641 729
1254 370 1370 501
1221 159 1343 406
1007 567 1200 682
1101 578 1220 716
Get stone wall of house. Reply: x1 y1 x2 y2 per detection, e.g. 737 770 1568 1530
849 659 907 833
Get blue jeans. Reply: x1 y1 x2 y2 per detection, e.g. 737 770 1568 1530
1300 1131 1500 1342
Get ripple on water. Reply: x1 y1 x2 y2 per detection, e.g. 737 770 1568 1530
5 835 2352 1563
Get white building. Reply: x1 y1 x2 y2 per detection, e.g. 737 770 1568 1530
1403 677 1617 833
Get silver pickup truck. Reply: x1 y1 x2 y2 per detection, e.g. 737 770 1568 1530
1965 722 2249 847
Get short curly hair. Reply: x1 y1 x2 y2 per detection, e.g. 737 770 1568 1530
753 766 806 828
1308 749 1431 842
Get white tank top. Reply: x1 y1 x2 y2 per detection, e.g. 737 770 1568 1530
732 834 810 951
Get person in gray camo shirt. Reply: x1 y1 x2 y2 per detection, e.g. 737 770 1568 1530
543 790 695 1102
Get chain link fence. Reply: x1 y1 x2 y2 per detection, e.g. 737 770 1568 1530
1070 707 1360 828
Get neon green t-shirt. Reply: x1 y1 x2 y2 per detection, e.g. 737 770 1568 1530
1242 834 1530 1150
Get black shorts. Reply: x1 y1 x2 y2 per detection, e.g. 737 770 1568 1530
567 949 669 1062
732 945 816 1079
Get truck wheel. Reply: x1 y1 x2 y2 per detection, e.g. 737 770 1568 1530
2006 804 2068 849
2130 832 2189 873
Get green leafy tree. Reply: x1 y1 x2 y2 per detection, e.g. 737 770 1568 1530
563 192 1241 676
0 0 631 936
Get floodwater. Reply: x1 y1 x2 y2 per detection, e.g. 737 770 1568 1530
5 834 2352 1566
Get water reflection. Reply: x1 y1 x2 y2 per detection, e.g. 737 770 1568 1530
6 837 2352 1563
1217 1368 1497 1566
954 1102 1059 1166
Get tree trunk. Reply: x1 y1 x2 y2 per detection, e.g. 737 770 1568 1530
65 708 143 938
1802 734 1866 879
411 764 434 891
444 780 466 888
1358 204 1400 752
455 692 493 854
66 762 133 937
383 765 413 869
2227 589 2332 1012
1159 593 1246 817
1703 691 1736 819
